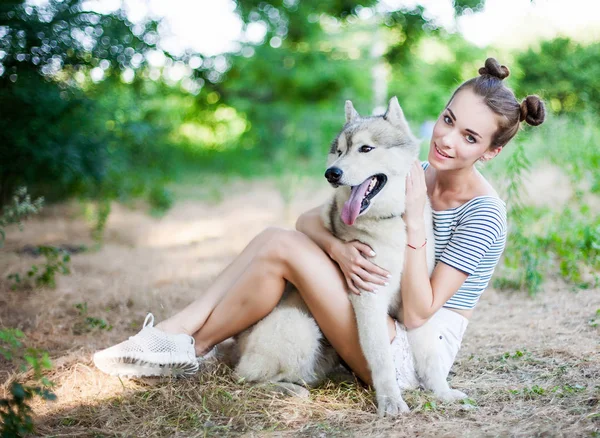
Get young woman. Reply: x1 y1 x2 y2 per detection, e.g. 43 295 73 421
93 58 545 389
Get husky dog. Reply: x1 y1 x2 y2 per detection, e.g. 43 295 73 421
232 97 462 416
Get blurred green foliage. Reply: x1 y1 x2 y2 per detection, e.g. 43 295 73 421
0 187 57 436
0 187 43 248
73 302 113 334
0 0 488 207
0 0 165 205
0 328 55 437
491 114 600 294
8 245 71 290
388 34 486 124
218 24 375 165
515 38 600 115
234 0 378 43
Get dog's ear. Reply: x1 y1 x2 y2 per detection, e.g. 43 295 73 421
345 100 360 124
383 96 409 129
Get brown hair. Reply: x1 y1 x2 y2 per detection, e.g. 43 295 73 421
448 58 546 149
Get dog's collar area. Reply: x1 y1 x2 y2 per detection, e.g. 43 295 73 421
373 213 401 221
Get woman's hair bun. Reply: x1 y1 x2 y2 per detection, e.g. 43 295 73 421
520 95 545 126
478 57 510 80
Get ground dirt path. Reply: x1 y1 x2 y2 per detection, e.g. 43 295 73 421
1 176 598 437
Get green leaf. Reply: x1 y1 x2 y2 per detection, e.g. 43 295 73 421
10 383 27 401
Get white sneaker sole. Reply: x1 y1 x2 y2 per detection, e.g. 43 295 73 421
93 354 199 378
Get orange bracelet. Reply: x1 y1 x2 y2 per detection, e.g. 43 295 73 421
407 239 427 250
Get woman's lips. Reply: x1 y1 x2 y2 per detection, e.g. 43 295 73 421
434 143 453 159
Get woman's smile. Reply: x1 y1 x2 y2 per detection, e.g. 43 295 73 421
434 143 454 159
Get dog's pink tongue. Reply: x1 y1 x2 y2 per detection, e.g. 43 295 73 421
341 179 371 226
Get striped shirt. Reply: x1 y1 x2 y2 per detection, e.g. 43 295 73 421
422 162 508 310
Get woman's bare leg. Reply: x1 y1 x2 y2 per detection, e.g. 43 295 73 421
157 227 288 336
191 228 397 385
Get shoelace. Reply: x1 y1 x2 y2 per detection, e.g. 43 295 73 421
143 313 155 328
126 313 155 343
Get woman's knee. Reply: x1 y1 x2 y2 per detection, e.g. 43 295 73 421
257 227 311 266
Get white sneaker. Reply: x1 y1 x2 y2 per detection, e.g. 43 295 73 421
93 313 199 377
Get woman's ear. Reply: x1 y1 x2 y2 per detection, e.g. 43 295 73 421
481 146 502 161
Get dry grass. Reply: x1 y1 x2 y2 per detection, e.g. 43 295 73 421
1 175 599 437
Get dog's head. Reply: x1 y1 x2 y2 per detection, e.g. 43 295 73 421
325 96 419 226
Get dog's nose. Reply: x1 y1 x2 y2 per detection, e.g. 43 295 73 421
325 167 343 184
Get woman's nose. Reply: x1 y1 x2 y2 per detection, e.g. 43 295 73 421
444 125 463 145
441 131 455 148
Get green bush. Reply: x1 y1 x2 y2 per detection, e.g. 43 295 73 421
2 187 72 290
73 302 113 334
388 34 486 124
515 37 600 115
0 187 43 248
8 246 71 290
221 26 374 165
492 121 600 294
0 329 55 437
495 205 600 295
0 71 180 212
148 185 174 215
0 0 175 212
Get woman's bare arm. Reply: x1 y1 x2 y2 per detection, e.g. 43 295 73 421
400 225 468 329
295 206 340 258
296 205 390 294
400 161 468 329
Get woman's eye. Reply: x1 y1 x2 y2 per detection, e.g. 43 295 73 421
359 145 373 153
466 134 476 144
443 115 452 125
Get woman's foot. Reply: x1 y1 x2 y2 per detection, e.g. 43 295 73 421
93 314 199 378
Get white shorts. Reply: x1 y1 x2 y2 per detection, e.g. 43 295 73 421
391 307 469 389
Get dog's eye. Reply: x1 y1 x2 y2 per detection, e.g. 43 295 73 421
359 145 374 153
337 150 342 157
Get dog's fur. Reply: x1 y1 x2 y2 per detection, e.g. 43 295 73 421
235 283 340 385
231 97 467 416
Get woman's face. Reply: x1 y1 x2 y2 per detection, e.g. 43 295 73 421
428 88 501 170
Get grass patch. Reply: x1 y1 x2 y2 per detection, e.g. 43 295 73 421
23 345 598 437
72 302 113 335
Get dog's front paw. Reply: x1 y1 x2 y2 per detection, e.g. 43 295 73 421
437 388 468 402
262 382 310 398
376 393 410 417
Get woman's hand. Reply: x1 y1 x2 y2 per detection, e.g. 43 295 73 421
405 160 427 230
329 240 391 295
